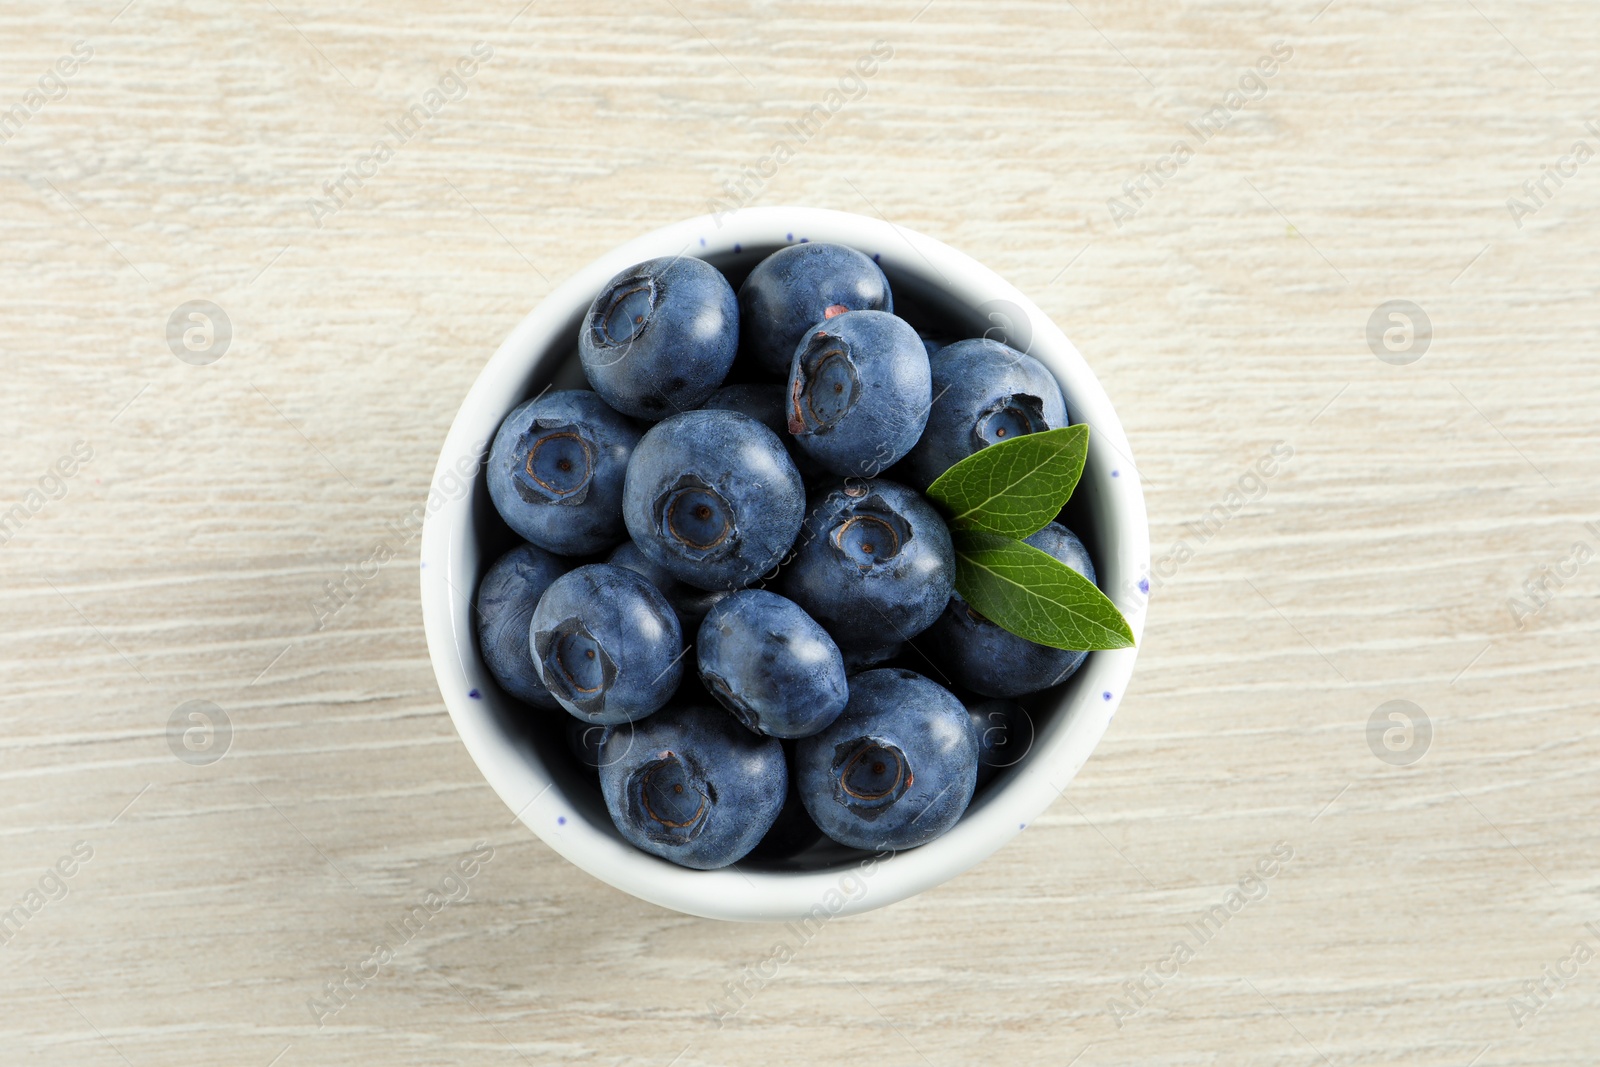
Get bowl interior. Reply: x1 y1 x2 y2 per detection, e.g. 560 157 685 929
422 208 1149 920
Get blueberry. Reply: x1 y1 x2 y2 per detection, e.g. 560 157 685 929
794 668 977 851
486 389 640 555
966 699 1032 787
696 590 848 739
606 540 726 629
923 522 1096 697
903 338 1070 488
841 640 903 674
738 242 893 377
475 543 569 709
786 310 930 478
622 409 805 591
702 382 827 484
579 256 738 420
701 383 787 434
529 563 684 724
781 479 954 646
745 750 827 862
599 703 786 869
566 717 611 772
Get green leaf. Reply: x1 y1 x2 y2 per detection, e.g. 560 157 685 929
925 425 1089 538
953 531 1135 651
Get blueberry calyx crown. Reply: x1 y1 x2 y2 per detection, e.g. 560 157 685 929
788 331 860 436
831 735 912 821
973 393 1047 448
632 751 711 843
828 493 912 570
590 275 657 350
656 474 737 561
534 618 616 715
515 422 596 505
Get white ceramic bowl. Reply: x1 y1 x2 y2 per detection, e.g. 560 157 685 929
420 207 1149 922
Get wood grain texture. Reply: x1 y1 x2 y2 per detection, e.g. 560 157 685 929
2 1 1597 1064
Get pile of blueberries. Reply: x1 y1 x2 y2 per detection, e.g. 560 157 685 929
475 242 1098 870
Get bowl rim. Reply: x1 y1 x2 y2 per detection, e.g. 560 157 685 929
420 206 1150 922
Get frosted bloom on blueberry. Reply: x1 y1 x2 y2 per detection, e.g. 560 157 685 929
529 564 683 725
486 389 639 556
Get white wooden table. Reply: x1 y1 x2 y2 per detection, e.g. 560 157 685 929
2 2 1596 1063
